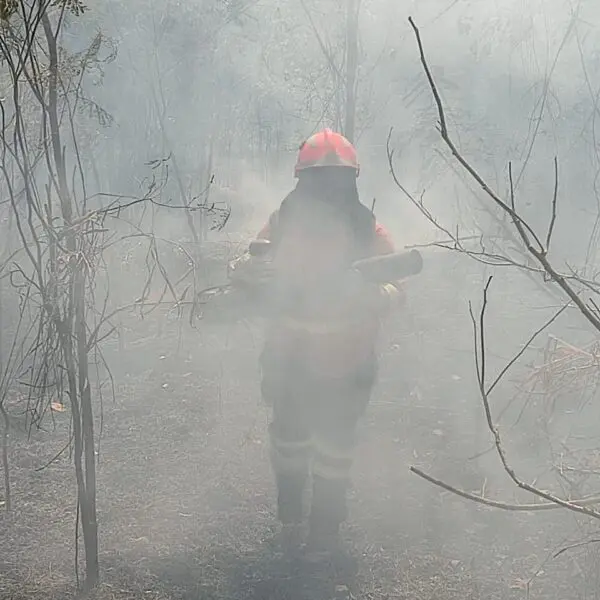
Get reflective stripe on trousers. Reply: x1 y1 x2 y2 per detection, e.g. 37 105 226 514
261 351 377 525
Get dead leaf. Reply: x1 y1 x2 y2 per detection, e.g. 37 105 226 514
510 578 529 590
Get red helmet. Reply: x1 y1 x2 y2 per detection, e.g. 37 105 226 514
294 128 359 177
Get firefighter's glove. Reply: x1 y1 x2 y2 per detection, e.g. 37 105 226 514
348 272 402 316
380 282 403 310
362 282 396 314
227 251 275 288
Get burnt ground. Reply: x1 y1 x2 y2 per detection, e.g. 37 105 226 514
1 251 600 600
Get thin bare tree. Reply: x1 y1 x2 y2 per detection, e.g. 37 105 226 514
0 1 229 588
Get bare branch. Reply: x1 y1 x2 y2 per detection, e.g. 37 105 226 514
487 302 570 396
545 157 559 252
410 466 600 512
407 15 600 335
469 280 600 519
407 16 544 252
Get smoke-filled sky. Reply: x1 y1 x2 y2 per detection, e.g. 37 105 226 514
53 0 599 261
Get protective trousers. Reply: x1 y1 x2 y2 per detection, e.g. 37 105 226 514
261 350 376 534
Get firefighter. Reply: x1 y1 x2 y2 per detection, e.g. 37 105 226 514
232 129 405 557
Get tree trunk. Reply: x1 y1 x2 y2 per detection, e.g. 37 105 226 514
0 276 10 513
42 10 100 589
344 0 359 143
76 271 99 589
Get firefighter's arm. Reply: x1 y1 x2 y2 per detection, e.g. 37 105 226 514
371 223 407 311
256 210 277 240
227 211 278 286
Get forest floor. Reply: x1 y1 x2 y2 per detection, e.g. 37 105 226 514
0 252 596 600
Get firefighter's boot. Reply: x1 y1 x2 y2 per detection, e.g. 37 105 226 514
276 470 306 525
305 475 348 558
273 471 306 556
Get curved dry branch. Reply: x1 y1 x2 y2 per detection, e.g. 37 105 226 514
410 466 600 512
411 279 600 520
406 16 600 520
470 278 600 519
407 15 600 335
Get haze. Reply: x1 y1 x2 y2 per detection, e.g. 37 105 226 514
2 1 600 599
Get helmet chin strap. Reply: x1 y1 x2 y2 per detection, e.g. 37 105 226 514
294 167 359 179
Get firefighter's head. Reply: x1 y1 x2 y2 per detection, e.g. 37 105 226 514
279 129 372 273
294 128 360 179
